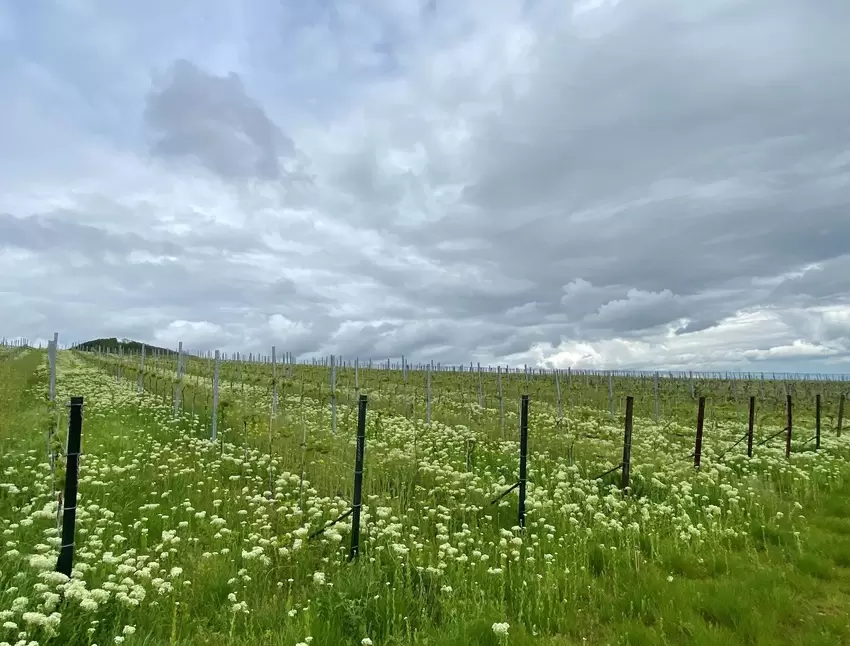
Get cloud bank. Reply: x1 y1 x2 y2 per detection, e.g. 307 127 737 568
2 0 849 372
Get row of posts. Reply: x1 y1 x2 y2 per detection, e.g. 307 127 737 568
74 340 850 391
94 341 848 469
51 384 846 579
108 343 850 440
45 335 850 580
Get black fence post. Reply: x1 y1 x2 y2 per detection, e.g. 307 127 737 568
785 394 793 459
517 395 529 529
349 394 368 562
694 396 706 468
621 396 634 492
56 396 83 577
838 393 845 437
816 394 821 450
746 396 755 458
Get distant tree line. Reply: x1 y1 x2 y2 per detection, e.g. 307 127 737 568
72 337 177 356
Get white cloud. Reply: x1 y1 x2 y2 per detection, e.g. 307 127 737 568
532 308 850 371
153 321 226 347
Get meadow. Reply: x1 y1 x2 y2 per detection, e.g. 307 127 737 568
1 346 849 645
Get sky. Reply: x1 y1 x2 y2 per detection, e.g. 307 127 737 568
1 0 850 373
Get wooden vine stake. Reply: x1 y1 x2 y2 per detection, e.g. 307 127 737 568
56 396 83 576
814 393 821 450
746 396 755 458
349 394 368 561
653 371 660 423
517 394 529 529
785 394 793 459
211 350 220 442
621 396 634 492
694 396 706 468
330 354 337 435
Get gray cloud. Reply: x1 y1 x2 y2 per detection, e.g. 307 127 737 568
144 59 297 181
770 255 850 305
352 0 850 354
0 212 182 257
585 289 685 334
3 0 850 371
560 280 626 320
674 319 721 337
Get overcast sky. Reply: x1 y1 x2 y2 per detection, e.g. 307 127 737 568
2 0 849 373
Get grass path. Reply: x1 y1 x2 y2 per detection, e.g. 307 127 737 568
0 349 45 450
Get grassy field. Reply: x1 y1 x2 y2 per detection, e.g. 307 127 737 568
1 348 849 645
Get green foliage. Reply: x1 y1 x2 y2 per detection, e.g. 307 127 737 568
73 337 177 356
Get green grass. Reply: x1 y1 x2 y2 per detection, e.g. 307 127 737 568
0 348 47 449
0 350 848 645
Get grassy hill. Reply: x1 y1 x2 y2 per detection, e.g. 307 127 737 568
72 337 177 356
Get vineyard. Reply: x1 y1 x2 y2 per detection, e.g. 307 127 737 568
1 344 850 645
